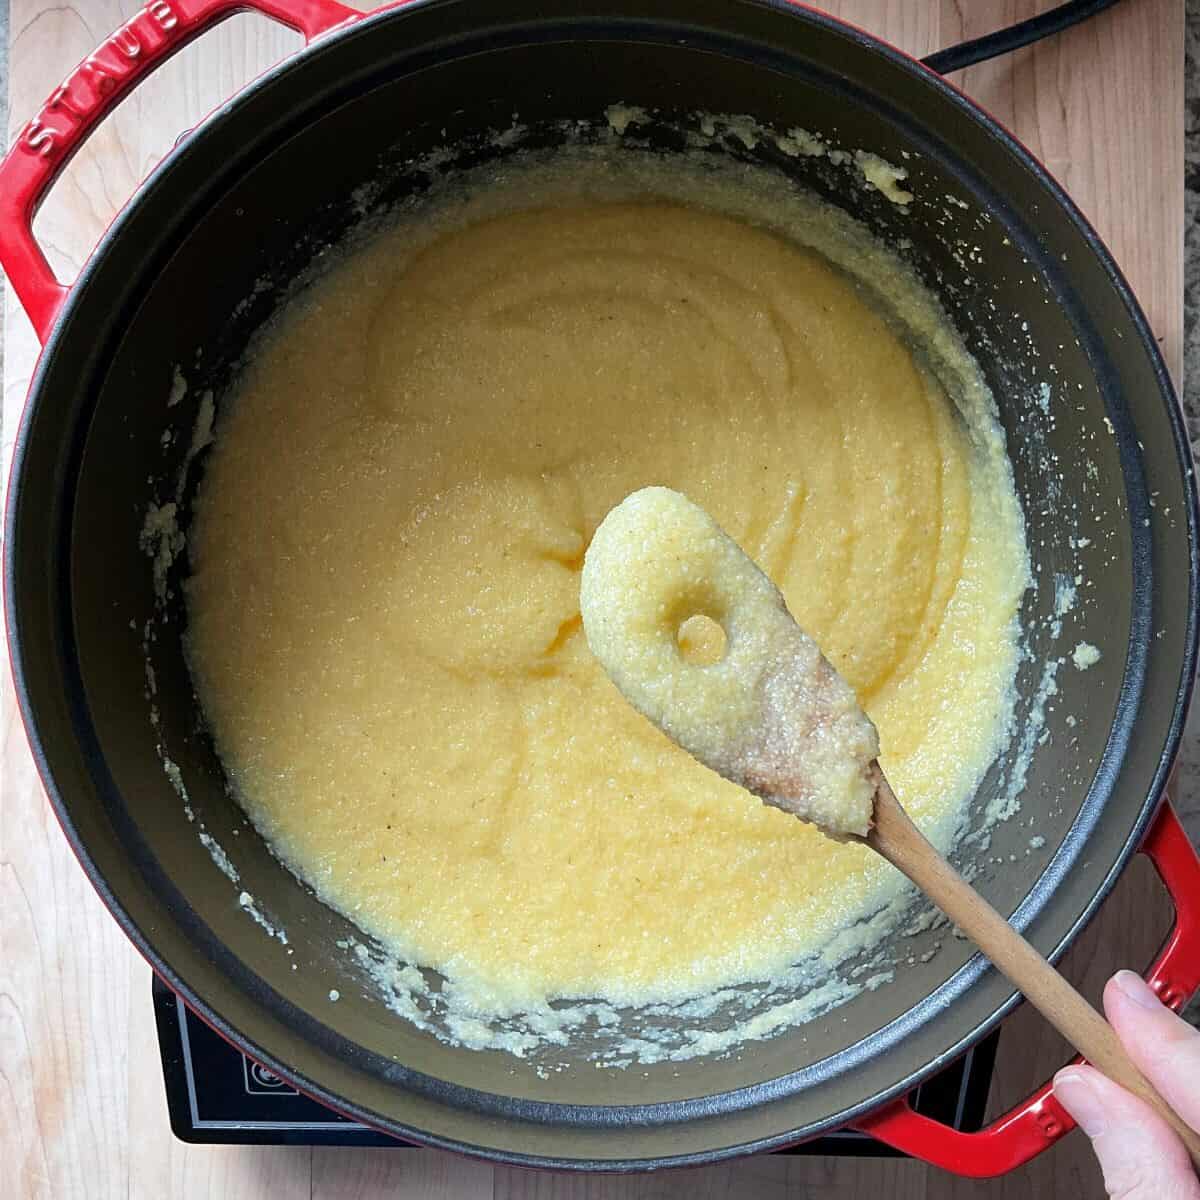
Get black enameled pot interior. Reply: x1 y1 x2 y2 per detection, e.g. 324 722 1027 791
6 0 1197 1167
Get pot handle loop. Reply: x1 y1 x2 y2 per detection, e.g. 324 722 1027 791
0 0 361 343
851 800 1200 1177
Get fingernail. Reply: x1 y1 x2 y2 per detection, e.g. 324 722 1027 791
1113 969 1162 1011
1055 1069 1108 1137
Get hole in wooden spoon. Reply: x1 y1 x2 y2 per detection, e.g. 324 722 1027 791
677 614 728 665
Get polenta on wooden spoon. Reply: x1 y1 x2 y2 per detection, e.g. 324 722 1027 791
581 486 1200 1168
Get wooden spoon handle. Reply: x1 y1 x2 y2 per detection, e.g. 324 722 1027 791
867 775 1200 1170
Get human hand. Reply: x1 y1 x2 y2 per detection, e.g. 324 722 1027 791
1053 970 1200 1199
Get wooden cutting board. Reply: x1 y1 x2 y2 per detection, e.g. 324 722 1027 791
1 2 1184 1197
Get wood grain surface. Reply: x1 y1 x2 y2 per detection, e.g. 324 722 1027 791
1 1 1186 1197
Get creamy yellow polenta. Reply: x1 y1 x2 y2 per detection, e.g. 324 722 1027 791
186 153 1027 1024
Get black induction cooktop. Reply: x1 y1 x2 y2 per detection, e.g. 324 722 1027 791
153 976 1000 1153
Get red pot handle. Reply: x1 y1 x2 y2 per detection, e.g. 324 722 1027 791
0 0 362 343
851 800 1200 1176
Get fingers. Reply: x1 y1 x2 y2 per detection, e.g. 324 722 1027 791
1103 970 1200 1131
1052 969 1200 1199
1054 1064 1200 1200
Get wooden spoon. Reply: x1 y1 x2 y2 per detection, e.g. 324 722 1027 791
863 764 1200 1168
581 487 1199 1165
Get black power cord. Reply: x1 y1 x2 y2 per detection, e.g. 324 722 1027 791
922 0 1124 75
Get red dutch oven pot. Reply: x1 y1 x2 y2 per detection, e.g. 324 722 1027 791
3 0 1199 1175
